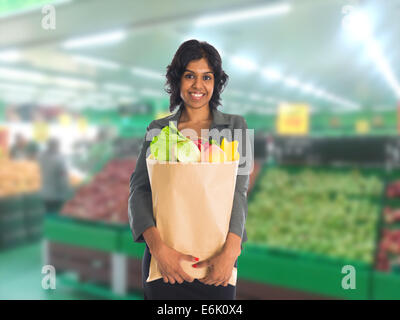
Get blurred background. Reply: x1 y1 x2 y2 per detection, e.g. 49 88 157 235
0 0 400 300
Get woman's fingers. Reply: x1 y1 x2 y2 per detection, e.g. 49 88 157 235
173 273 185 284
167 275 176 284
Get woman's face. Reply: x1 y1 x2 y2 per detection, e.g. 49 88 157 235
180 57 214 111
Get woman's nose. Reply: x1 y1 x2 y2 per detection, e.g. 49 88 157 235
192 77 204 89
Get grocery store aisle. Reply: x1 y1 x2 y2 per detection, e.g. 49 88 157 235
0 240 106 300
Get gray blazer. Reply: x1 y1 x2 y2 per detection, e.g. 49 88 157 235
128 106 252 249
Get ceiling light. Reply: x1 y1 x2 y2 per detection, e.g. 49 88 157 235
342 10 372 42
63 30 126 49
0 67 46 83
104 83 133 93
72 55 120 70
283 76 300 88
194 3 291 27
231 56 257 72
261 68 282 81
0 49 22 63
131 67 164 81
53 76 96 89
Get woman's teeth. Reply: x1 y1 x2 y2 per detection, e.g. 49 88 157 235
190 93 204 98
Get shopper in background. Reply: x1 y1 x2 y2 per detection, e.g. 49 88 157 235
38 138 71 214
10 133 29 160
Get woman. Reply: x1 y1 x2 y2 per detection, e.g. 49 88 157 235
128 40 250 300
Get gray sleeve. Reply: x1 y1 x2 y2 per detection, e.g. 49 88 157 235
228 116 251 245
128 122 156 243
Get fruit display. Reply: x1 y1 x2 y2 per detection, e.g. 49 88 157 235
386 181 400 198
61 158 137 224
375 181 400 273
0 160 41 197
376 229 400 272
149 122 240 163
247 167 383 264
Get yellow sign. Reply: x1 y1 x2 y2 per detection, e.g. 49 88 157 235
58 113 72 127
356 119 370 134
33 122 49 142
277 103 309 135
77 117 88 133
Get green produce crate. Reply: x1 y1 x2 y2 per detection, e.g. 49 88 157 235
118 228 146 258
0 226 27 249
0 210 25 231
43 215 120 252
0 195 23 213
239 243 372 300
371 271 400 300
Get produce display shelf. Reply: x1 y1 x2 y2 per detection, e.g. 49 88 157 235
57 272 143 300
239 242 372 300
43 215 121 252
371 271 400 300
119 228 146 258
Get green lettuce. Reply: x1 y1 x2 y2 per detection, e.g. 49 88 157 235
150 122 200 162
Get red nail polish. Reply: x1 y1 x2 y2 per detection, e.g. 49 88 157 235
192 264 197 268
195 257 199 261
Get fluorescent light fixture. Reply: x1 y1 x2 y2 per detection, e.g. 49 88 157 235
342 10 372 42
63 30 126 49
261 68 282 81
0 67 46 83
231 56 257 72
0 49 22 63
0 0 73 20
366 39 400 99
131 67 164 81
283 76 300 88
195 3 291 26
104 83 133 93
300 83 315 94
53 76 96 89
343 8 400 99
72 55 120 70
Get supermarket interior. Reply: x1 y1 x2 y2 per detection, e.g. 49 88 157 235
1 0 400 300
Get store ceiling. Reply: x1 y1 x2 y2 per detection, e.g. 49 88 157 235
0 0 399 113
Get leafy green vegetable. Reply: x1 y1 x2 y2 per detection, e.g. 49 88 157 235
150 121 199 162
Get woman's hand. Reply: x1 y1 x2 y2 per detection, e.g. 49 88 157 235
153 243 198 284
195 250 237 287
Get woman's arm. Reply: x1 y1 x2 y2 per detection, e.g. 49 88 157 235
128 123 157 243
227 116 251 250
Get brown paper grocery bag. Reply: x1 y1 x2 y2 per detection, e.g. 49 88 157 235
145 158 239 286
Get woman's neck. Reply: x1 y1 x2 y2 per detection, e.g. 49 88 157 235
180 105 212 123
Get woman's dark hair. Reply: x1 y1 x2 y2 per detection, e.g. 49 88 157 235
165 39 229 112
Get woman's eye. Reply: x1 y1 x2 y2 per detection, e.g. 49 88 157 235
185 74 194 79
204 76 212 80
